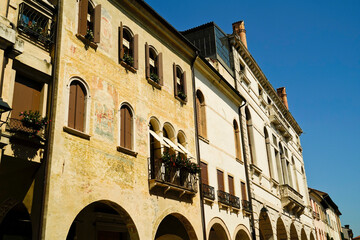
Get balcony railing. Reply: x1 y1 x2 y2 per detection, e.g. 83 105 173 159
217 190 240 209
148 158 197 197
17 2 55 46
202 183 215 200
279 184 305 215
242 200 252 213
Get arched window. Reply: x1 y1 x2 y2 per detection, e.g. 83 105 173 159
145 44 163 85
68 80 87 132
245 107 256 165
278 143 286 184
233 120 242 161
120 104 133 150
119 24 138 69
173 64 187 102
78 0 101 43
292 157 299 191
196 90 207 138
264 127 273 178
149 118 161 179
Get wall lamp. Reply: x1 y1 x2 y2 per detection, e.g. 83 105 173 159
0 97 11 127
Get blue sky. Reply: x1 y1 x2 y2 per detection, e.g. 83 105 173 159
146 0 360 236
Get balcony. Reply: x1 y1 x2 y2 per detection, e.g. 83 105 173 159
279 184 305 215
268 105 292 140
217 190 240 210
242 200 252 214
17 2 55 47
202 183 215 201
148 158 197 198
312 211 320 220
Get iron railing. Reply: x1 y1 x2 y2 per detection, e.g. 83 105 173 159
202 183 215 200
242 200 252 213
229 194 240 209
17 2 55 46
148 157 198 192
218 190 230 205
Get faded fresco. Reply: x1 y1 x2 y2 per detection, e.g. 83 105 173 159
94 80 117 141
100 8 112 54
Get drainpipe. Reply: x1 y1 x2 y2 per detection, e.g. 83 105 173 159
191 51 207 240
238 101 257 240
38 0 61 239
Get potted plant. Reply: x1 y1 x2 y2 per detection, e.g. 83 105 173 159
84 29 94 42
19 110 49 136
123 53 134 66
150 72 160 83
188 162 200 175
177 91 187 101
161 151 177 182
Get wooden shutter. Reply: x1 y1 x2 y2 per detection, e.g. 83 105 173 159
119 22 124 61
173 63 177 96
93 4 101 43
75 84 85 132
228 175 234 195
196 96 202 136
201 102 207 138
133 34 139 69
145 43 150 79
235 126 241 160
241 181 247 200
78 0 88 36
217 170 224 191
157 52 163 85
68 84 76 129
125 107 132 149
200 162 208 185
182 71 187 99
120 107 125 147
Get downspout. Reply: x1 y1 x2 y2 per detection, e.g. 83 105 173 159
191 51 207 240
238 101 257 240
38 0 61 238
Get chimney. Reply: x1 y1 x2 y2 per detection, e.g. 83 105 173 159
232 21 247 48
277 87 289 109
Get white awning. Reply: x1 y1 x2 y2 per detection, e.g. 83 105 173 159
163 137 183 153
149 130 169 148
178 144 193 158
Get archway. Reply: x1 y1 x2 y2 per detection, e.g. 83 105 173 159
235 227 251 240
66 200 139 240
290 224 299 240
276 218 287 240
0 202 32 239
209 223 229 240
259 211 273 240
310 232 315 240
155 213 197 240
301 229 308 240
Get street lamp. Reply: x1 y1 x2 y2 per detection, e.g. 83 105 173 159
0 97 12 127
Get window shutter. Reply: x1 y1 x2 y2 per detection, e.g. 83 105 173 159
173 63 177 96
68 84 76 129
157 52 163 85
78 0 88 36
145 43 150 79
217 170 224 191
241 181 247 200
119 22 124 61
75 84 85 132
182 71 187 100
200 162 208 185
133 34 139 69
120 107 125 147
196 96 202 136
125 107 132 149
228 175 234 195
93 4 101 43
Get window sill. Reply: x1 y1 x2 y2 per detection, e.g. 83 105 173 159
147 78 161 89
120 61 137 73
175 96 187 104
76 34 98 50
117 146 138 157
198 135 209 144
236 158 244 165
63 126 91 140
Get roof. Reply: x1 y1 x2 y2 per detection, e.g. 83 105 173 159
353 236 360 240
309 188 341 215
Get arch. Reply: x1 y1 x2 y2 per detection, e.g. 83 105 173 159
119 103 135 150
290 223 299 240
177 130 187 146
233 119 242 161
276 217 287 240
0 202 32 239
245 106 256 165
234 224 251 240
207 217 231 240
66 200 139 240
149 117 162 179
150 116 161 132
163 122 176 140
154 213 197 240
301 229 308 240
196 90 207 138
310 232 315 240
259 210 273 240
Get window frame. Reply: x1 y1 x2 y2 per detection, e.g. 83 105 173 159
118 103 136 153
173 64 187 103
145 43 163 88
119 23 138 71
77 0 101 45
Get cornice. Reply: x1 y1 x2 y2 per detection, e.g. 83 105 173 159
229 34 303 135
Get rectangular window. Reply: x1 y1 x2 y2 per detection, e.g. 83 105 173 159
217 169 224 192
241 181 247 200
200 162 208 185
228 175 234 195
